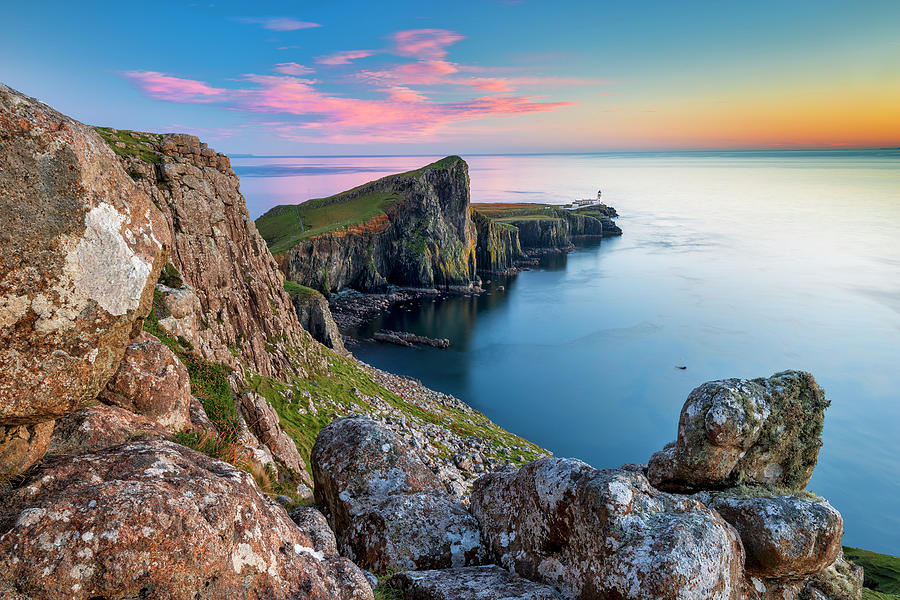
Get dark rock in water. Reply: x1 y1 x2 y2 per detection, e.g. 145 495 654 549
0 440 373 600
387 565 564 600
312 417 484 573
648 370 828 492
290 286 347 353
374 330 451 349
471 457 748 600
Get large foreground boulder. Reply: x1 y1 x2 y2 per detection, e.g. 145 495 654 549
701 493 844 579
649 371 828 492
0 84 169 426
387 565 564 600
0 440 373 600
471 457 748 600
97 332 192 432
46 404 167 456
312 417 484 573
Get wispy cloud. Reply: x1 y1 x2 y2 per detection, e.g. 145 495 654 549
273 62 314 76
315 50 376 66
392 29 464 59
236 17 321 31
122 71 225 103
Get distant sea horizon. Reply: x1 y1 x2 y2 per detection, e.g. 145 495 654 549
234 151 900 555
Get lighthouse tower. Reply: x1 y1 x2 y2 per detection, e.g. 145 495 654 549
597 189 602 199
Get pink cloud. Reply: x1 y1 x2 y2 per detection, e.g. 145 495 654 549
392 29 464 60
316 50 376 66
122 71 226 103
236 17 321 31
273 62 314 76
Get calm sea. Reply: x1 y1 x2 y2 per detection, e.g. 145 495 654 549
234 151 900 554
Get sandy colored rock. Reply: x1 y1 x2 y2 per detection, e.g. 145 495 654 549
0 421 54 476
702 494 844 579
471 457 748 600
387 565 564 600
0 440 373 600
46 403 167 456
798 550 864 600
0 83 169 425
648 371 828 492
97 332 191 432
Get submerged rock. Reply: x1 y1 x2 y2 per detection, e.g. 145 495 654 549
0 440 373 600
312 417 483 573
97 332 192 432
387 565 564 600
648 371 828 492
0 84 169 426
471 457 748 600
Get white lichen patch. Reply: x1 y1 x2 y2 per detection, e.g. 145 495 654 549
231 542 268 574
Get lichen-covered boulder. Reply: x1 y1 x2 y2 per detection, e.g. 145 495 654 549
798 549 864 600
312 417 483 573
471 457 748 600
46 404 167 456
238 391 312 487
97 332 191 432
387 565 564 600
189 396 218 435
290 505 339 554
0 84 169 425
312 416 442 531
700 494 843 579
340 491 484 573
648 371 828 492
0 421 54 476
0 440 373 600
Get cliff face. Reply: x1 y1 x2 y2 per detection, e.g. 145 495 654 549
472 210 525 273
264 157 478 293
111 132 324 381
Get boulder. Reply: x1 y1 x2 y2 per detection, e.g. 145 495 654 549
339 491 484 573
312 416 442 532
387 565 564 600
155 282 204 343
471 457 748 600
0 421 54 477
97 332 191 432
0 84 169 425
798 550 864 600
312 417 483 573
0 440 373 600
188 396 218 435
238 391 312 487
46 404 167 456
700 494 843 579
290 505 338 554
648 371 828 492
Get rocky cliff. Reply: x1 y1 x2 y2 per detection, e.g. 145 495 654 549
258 156 478 294
471 209 525 274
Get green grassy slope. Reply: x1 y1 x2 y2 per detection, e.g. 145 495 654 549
845 547 900 598
257 156 463 254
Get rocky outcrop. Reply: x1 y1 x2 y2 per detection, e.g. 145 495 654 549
267 157 478 294
471 457 748 600
799 550 864 600
312 417 484 573
118 132 324 382
97 332 192 432
0 422 54 477
648 371 828 492
291 286 347 353
0 85 169 467
0 440 373 600
46 403 167 455
387 565 564 600
506 217 574 251
238 391 313 488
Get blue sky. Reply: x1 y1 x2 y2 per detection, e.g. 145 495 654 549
2 0 898 154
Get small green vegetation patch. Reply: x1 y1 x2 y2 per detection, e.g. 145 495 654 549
93 127 164 164
845 547 900 597
257 156 465 255
284 279 320 298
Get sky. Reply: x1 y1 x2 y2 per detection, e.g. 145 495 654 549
1 0 898 154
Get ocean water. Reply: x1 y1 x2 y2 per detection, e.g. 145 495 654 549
234 151 900 554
